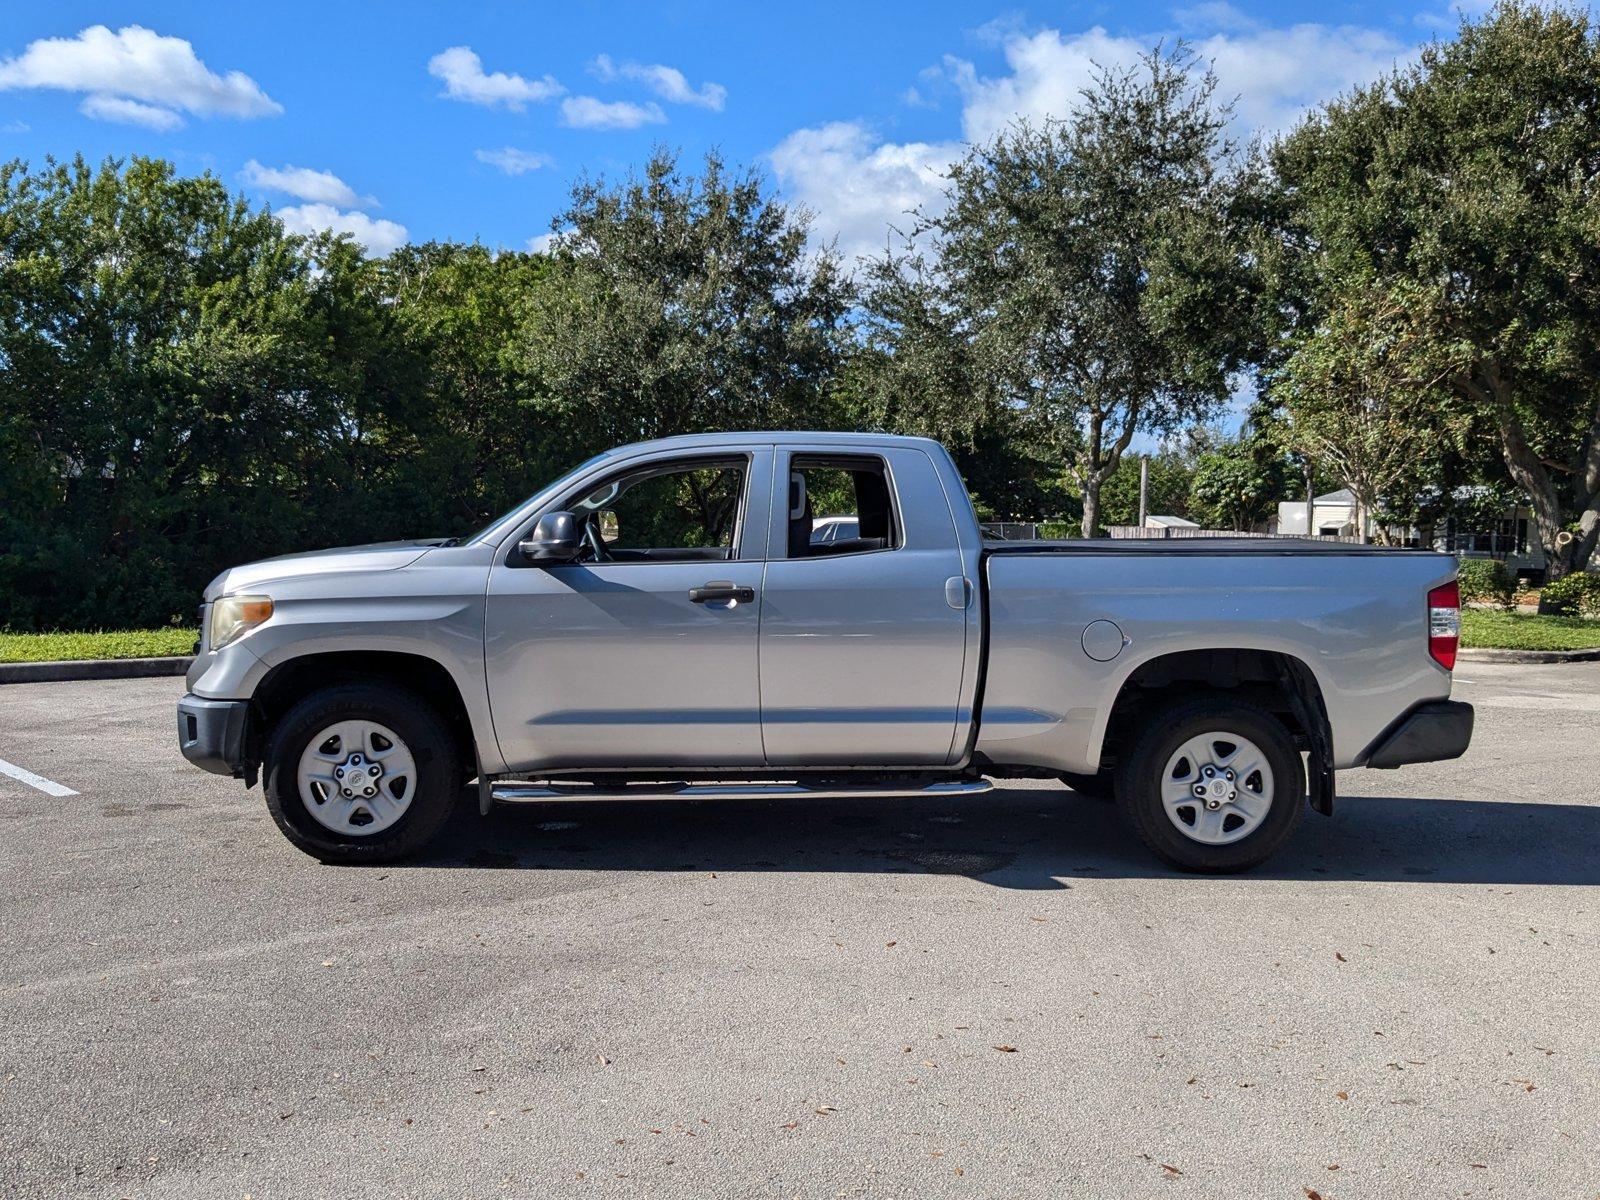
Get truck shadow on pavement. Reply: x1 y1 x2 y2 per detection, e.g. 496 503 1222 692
413 785 1600 890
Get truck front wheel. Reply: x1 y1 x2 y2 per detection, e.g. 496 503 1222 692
1115 698 1304 873
263 683 461 864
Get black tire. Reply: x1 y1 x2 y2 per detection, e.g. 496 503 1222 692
1059 770 1117 800
1114 697 1304 874
263 683 461 864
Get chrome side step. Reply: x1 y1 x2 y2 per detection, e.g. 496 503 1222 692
489 778 993 804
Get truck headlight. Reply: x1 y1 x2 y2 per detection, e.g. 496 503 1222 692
210 595 274 650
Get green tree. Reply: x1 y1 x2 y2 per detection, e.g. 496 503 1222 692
522 149 855 449
0 156 339 628
1188 436 1289 531
863 45 1259 536
380 242 566 530
0 157 560 630
1270 280 1460 543
1096 445 1201 527
1271 2 1600 574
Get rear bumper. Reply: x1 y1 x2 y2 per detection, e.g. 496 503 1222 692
1364 700 1474 769
176 694 250 777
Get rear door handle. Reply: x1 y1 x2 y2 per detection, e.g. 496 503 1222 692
689 581 756 604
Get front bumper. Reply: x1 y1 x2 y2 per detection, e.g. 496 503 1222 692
1364 700 1474 769
177 694 251 777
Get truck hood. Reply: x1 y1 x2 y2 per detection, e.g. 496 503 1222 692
203 540 447 600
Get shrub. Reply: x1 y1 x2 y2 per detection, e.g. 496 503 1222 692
1538 570 1600 616
1456 557 1516 610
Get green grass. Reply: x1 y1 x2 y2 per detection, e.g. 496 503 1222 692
1460 609 1600 651
0 628 199 663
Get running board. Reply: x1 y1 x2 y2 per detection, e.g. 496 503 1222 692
489 778 993 805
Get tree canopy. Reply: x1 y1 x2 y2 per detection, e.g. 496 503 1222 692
523 149 855 446
860 45 1260 535
1269 1 1600 575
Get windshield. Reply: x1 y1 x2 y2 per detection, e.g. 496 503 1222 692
453 450 612 546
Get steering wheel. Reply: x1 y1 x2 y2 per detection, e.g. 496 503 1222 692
582 518 611 563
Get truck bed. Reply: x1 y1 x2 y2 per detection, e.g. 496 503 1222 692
974 542 1456 774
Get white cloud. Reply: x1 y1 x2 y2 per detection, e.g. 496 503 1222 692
560 95 665 130
427 46 563 111
79 94 182 130
951 24 1409 146
0 24 280 129
527 231 562 254
242 159 369 207
476 147 554 175
276 203 408 257
1188 25 1411 133
769 121 955 264
771 17 1412 267
592 54 726 110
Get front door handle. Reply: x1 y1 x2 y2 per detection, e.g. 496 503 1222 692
689 581 756 604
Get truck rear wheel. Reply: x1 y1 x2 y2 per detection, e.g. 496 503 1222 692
263 683 460 864
1115 698 1304 873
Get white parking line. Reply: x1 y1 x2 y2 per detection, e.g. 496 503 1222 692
0 756 78 797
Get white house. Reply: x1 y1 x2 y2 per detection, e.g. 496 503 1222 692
1275 489 1549 576
1274 488 1363 537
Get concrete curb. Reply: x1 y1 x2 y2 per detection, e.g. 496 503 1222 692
0 656 194 684
1457 646 1600 664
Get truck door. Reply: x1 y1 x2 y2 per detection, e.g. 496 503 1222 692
485 448 773 773
758 446 970 766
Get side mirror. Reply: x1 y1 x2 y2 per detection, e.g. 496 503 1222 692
518 511 581 562
598 509 620 543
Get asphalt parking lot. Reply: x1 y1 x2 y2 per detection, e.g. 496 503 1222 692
1 665 1597 1199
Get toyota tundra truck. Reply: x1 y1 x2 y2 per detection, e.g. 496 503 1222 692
176 432 1473 872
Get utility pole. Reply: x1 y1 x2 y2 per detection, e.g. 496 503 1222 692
1137 456 1149 528
1304 460 1314 537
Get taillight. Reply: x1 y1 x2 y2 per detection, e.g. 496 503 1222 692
1428 580 1460 670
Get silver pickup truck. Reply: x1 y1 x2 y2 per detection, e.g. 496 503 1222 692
177 432 1472 872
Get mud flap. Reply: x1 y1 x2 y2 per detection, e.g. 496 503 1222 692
1281 660 1336 817
1307 757 1336 817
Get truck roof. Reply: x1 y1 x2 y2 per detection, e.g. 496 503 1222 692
600 431 951 456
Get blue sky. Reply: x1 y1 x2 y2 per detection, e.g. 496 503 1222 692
1 0 1482 264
